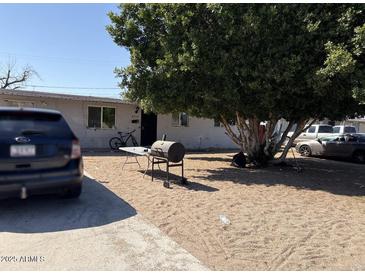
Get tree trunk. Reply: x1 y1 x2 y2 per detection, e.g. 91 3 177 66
221 114 276 167
221 113 316 167
273 118 316 163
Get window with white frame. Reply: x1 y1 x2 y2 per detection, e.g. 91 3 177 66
214 118 223 127
180 112 189 127
172 112 189 127
87 106 115 129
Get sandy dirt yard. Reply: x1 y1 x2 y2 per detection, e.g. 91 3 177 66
83 151 365 271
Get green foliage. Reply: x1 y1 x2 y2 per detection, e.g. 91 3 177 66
107 4 365 123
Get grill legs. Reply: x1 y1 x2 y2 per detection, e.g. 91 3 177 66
152 157 154 181
166 161 169 182
150 157 185 186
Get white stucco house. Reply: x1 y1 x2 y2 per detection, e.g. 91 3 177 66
0 89 237 150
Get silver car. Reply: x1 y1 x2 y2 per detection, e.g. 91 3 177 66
295 134 365 163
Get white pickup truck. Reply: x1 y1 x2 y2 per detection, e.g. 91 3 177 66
332 125 357 134
286 124 357 146
287 124 334 145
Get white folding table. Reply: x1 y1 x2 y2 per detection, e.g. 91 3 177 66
119 146 150 168
119 146 157 178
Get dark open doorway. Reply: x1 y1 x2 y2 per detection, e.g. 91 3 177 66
140 110 157 146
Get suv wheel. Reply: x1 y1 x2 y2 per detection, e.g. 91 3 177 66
299 145 311 157
353 151 365 164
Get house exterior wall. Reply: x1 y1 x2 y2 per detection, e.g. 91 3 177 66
156 114 237 149
0 95 141 149
359 123 365 133
0 92 239 150
345 119 365 133
360 123 365 133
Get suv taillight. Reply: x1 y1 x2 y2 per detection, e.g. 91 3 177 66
71 140 81 159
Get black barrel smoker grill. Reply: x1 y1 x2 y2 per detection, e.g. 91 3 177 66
149 140 187 186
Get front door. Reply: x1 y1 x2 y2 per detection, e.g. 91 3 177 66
140 111 157 146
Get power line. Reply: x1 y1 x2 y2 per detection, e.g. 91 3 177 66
0 51 123 65
24 84 120 90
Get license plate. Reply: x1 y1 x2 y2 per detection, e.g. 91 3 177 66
10 145 36 157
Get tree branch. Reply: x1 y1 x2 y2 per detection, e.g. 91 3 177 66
220 115 242 147
0 63 36 90
272 119 294 154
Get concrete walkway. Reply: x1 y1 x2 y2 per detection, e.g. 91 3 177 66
0 177 208 270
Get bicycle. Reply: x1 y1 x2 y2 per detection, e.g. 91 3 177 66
109 129 138 150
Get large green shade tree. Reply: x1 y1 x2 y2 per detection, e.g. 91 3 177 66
107 4 365 166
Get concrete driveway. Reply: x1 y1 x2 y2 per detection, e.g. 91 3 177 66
0 176 208 270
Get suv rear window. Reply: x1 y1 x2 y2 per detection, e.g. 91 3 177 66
0 111 74 138
318 125 333 133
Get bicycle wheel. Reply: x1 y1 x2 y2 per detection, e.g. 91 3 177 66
131 136 138 146
109 137 124 150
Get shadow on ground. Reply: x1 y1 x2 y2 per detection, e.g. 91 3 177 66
0 176 136 233
191 157 365 197
141 170 219 192
83 149 238 158
186 156 233 163
83 150 125 157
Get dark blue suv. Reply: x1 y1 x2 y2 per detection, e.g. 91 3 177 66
0 107 83 200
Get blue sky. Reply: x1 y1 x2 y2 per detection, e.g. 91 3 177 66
0 4 129 98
